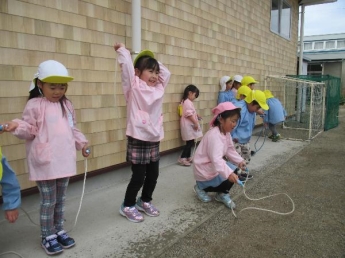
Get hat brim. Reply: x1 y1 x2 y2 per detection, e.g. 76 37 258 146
133 50 155 66
209 106 241 126
258 102 269 110
40 76 74 84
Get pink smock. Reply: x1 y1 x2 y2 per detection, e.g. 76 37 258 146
12 98 88 181
180 99 203 141
116 47 171 142
193 127 244 181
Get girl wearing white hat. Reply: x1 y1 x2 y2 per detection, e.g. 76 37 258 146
1 60 89 255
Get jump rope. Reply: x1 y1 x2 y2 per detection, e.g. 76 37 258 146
231 168 295 219
233 121 295 218
189 119 295 219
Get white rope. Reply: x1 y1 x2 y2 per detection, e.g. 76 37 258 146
231 170 295 218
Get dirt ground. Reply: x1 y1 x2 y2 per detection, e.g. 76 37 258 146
155 106 345 258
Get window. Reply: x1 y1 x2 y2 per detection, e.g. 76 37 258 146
325 41 335 49
314 42 324 50
304 42 312 50
337 40 345 49
270 0 291 39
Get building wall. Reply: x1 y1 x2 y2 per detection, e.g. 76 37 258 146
0 0 299 191
323 62 342 77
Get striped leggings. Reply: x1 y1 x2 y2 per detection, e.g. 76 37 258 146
36 177 69 238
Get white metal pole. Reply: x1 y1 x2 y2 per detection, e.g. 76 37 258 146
297 5 305 122
299 4 305 75
132 0 141 60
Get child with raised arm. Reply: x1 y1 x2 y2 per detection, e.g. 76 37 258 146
0 143 21 223
193 102 246 209
178 84 203 166
231 90 269 168
263 90 287 142
1 60 89 255
114 43 171 223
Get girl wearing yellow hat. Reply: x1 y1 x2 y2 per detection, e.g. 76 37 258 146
231 90 269 169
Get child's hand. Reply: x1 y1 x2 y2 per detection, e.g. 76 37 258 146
5 209 19 223
228 172 239 184
0 121 18 133
256 109 265 116
238 161 246 171
82 145 90 158
193 123 200 131
114 42 125 51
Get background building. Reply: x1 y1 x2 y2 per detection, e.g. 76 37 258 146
298 33 345 96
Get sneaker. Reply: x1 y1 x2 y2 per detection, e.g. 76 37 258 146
41 234 63 255
119 204 144 223
240 173 253 180
268 134 274 139
272 134 281 142
187 157 193 163
215 193 236 209
136 198 160 217
193 184 212 202
56 230 75 249
178 158 191 166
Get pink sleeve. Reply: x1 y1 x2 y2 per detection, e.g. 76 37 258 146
158 62 171 89
183 100 195 117
116 47 135 101
12 100 38 140
207 135 234 179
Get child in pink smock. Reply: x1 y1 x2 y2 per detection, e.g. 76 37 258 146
193 102 246 209
114 43 171 223
178 84 203 166
1 60 89 255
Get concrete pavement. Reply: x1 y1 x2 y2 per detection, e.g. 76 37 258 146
0 107 344 258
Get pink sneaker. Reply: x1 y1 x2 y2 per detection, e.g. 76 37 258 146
187 157 193 163
178 158 191 166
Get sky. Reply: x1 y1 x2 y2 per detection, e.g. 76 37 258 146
300 0 345 36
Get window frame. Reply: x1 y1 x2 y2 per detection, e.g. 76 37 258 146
270 0 292 40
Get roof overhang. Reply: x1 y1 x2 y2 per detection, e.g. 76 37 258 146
299 0 337 6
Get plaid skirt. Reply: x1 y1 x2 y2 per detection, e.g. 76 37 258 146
126 137 160 164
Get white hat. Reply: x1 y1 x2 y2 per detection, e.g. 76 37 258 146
219 76 232 92
233 75 243 83
29 60 74 92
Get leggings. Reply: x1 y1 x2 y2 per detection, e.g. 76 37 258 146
124 161 159 207
36 177 69 238
181 139 195 158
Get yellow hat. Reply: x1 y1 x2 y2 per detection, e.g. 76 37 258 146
241 76 258 86
133 50 155 66
0 146 3 181
245 90 269 110
236 85 252 99
264 90 274 99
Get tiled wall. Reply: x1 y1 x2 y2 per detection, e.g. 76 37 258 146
0 0 299 191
